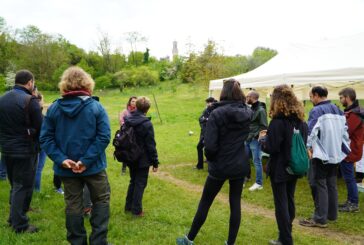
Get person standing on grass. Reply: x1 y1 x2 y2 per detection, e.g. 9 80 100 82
195 97 216 170
176 79 252 245
40 66 111 245
245 90 268 191
119 96 137 175
338 88 364 212
259 85 308 245
124 96 159 217
0 70 42 233
299 86 350 228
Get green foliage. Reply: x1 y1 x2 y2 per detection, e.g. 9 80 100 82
127 51 144 67
95 73 114 89
0 74 5 91
113 66 159 89
180 53 198 83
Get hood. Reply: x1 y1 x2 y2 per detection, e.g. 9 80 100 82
346 100 364 120
124 110 150 127
57 96 93 118
215 101 252 129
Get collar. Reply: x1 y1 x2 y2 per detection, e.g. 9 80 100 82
13 85 32 95
314 100 331 107
344 100 359 112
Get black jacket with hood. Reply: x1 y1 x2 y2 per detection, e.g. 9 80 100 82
124 110 159 169
204 101 252 180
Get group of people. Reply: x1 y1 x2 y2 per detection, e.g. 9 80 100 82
180 81 363 245
0 67 362 245
0 67 158 245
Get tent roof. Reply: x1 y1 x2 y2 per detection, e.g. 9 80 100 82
210 33 364 92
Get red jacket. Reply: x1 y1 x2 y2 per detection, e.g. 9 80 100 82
344 101 364 162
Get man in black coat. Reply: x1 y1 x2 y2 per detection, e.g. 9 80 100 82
195 97 216 169
124 96 159 217
0 70 42 233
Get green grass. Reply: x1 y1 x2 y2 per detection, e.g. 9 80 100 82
0 81 362 244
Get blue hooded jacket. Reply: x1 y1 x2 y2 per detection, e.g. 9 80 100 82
40 96 110 177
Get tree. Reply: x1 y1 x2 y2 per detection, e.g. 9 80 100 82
97 31 112 73
143 48 150 64
125 32 147 67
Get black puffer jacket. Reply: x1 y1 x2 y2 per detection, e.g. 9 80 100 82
204 101 252 180
124 110 159 169
261 114 308 183
0 85 42 156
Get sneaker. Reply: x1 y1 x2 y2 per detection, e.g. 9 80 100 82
249 183 263 191
55 188 64 195
133 211 145 218
338 200 350 208
176 235 194 245
299 218 327 228
268 240 282 245
339 202 359 213
15 224 39 234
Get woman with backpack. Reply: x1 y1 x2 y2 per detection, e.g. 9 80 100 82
119 96 137 174
176 79 252 245
259 84 308 245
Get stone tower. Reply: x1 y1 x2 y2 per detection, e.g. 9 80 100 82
172 41 178 57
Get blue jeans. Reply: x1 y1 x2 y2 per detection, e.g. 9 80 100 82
0 154 7 180
34 150 47 191
245 139 263 185
340 161 358 204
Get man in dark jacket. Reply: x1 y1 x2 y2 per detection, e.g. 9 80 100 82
0 70 42 233
245 90 268 191
195 97 216 169
338 88 364 212
124 96 159 217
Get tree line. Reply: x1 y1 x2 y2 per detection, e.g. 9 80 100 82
0 16 277 91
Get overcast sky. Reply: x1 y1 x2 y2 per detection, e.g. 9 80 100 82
1 0 363 58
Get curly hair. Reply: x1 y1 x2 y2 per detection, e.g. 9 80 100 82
58 66 95 94
269 84 305 121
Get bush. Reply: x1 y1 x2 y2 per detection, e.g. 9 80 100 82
36 81 58 91
95 73 113 89
113 66 159 89
0 75 6 92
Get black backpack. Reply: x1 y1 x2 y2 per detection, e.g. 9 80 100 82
113 124 143 164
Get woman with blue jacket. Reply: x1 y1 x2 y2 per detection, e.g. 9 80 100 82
40 67 111 245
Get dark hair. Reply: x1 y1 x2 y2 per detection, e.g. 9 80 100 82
339 87 356 101
126 96 137 108
15 70 34 85
311 86 328 98
205 97 216 103
220 79 245 102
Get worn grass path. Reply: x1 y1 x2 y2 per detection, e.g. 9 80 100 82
155 163 364 245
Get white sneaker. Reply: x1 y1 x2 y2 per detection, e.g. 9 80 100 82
249 183 263 191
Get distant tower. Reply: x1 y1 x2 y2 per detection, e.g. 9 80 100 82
172 41 178 57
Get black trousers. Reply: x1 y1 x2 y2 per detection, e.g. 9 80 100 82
188 175 244 245
196 136 204 169
125 167 149 215
271 178 297 245
3 154 37 232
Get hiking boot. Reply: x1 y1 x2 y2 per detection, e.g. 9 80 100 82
176 235 194 245
339 202 359 213
299 218 327 228
15 224 39 234
268 240 282 245
249 183 263 191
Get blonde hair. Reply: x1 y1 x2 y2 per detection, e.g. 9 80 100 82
269 84 305 121
58 66 95 94
136 96 151 113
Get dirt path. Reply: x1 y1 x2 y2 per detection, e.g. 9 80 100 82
153 163 364 245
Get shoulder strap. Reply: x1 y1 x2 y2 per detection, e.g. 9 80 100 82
24 95 34 127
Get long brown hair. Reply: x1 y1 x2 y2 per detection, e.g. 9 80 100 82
269 84 305 121
220 79 246 103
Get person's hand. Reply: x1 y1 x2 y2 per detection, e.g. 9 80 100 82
258 130 267 140
62 159 76 169
307 148 313 159
152 167 158 172
72 161 87 173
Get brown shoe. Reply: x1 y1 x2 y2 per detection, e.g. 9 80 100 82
299 218 327 228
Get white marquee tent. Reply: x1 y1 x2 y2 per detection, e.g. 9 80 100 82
209 33 364 100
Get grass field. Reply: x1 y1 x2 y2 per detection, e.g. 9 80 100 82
0 81 363 245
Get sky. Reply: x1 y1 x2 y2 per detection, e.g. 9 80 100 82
0 0 363 58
